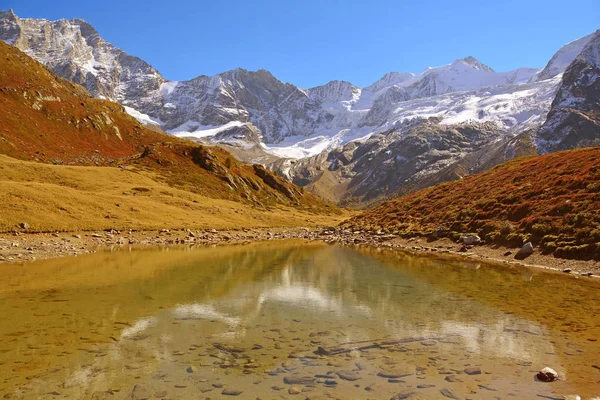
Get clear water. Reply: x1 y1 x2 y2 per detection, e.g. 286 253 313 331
1 241 599 399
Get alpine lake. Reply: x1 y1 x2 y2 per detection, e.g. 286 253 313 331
1 241 599 399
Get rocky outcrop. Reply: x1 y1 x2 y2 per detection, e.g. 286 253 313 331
253 165 298 200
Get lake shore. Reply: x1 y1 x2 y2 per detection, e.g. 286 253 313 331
1 227 598 278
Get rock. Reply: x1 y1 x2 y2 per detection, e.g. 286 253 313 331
390 392 417 399
221 388 243 396
377 368 414 379
19 222 30 229
444 375 463 383
563 268 572 273
460 235 480 245
131 385 151 400
536 367 559 382
463 367 481 375
440 388 458 399
417 384 435 388
288 386 301 395
186 365 197 373
283 375 315 385
336 370 361 381
515 242 534 259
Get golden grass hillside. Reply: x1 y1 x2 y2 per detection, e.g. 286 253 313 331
342 147 600 260
0 155 347 232
0 40 339 217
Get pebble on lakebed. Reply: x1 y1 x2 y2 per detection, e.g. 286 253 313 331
536 367 559 382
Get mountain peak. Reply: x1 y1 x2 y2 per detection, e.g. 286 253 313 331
366 71 415 92
0 8 18 20
535 32 594 81
454 56 494 72
71 18 99 39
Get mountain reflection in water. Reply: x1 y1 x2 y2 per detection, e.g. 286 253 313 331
0 241 598 399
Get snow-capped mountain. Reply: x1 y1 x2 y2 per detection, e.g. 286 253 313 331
534 33 595 82
272 31 600 205
536 30 600 152
1 9 597 205
1 9 592 161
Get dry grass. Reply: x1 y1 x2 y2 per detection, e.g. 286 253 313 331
0 155 347 232
343 148 600 260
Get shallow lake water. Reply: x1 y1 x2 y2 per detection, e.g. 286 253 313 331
0 241 599 399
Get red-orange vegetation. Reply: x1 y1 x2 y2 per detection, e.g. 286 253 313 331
343 148 600 260
0 41 336 213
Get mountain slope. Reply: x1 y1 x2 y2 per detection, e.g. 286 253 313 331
342 147 600 260
0 40 336 213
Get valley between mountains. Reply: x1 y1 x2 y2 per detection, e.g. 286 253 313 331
0 8 599 275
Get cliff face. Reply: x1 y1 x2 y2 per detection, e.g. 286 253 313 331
0 9 165 114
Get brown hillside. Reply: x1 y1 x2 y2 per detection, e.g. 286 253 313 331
0 41 336 213
342 148 600 260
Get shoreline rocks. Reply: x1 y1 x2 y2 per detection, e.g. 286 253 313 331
0 227 599 278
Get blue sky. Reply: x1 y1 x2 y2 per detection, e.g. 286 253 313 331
5 0 599 88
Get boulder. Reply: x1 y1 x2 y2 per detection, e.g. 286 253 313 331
19 222 30 229
536 367 558 382
460 235 481 245
515 242 534 259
